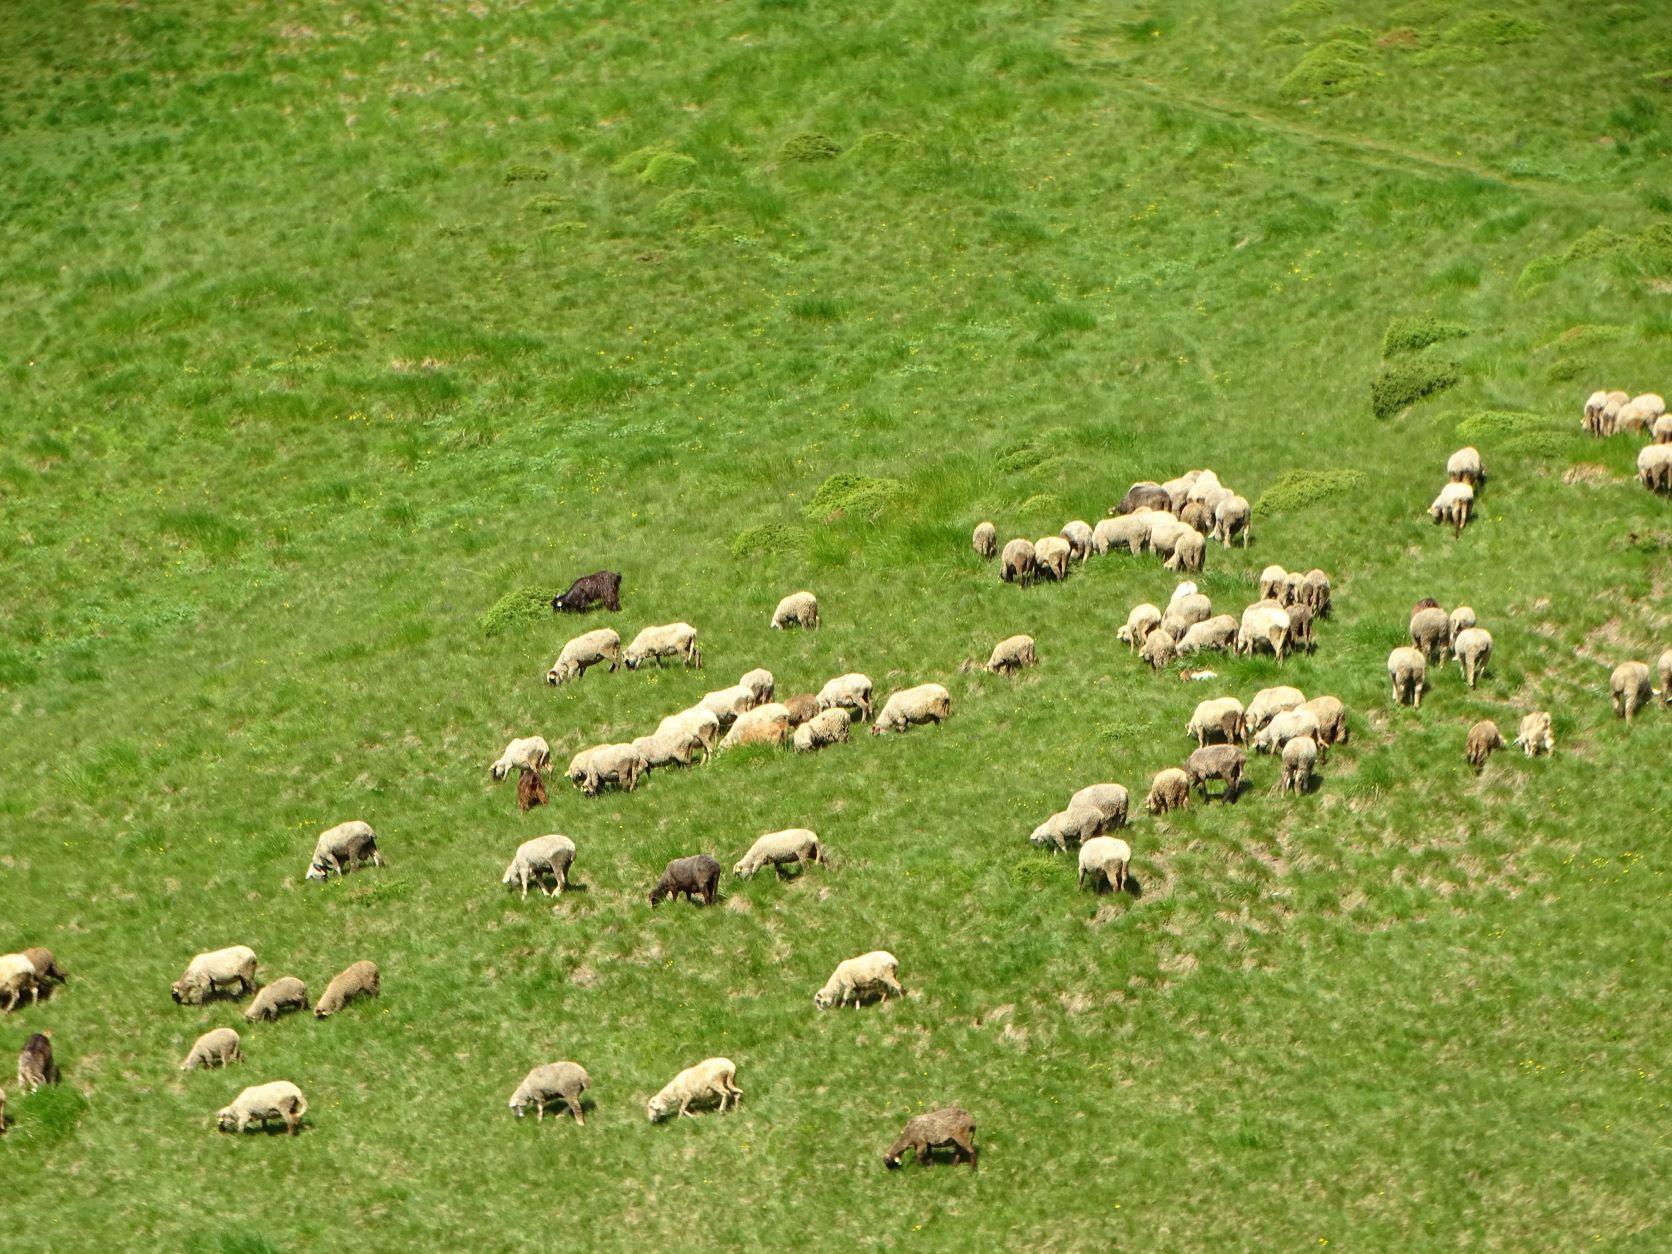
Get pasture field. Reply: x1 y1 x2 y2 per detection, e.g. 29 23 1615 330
2 1 1669 1249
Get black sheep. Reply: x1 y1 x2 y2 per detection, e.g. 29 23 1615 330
550 571 622 613
649 855 721 907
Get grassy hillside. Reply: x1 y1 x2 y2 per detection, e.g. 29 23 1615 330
2 0 1669 1249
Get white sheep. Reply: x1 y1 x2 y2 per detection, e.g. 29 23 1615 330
180 1027 243 1072
870 684 951 735
814 951 903 1009
1633 392 1666 417
1061 520 1093 561
510 1062 590 1124
1638 444 1672 494
171 946 259 1006
1237 605 1291 662
1447 606 1477 650
817 673 874 721
793 707 851 752
1068 784 1129 828
1178 614 1238 657
734 828 825 877
1616 399 1657 434
581 743 648 794
1000 537 1038 584
720 702 792 749
647 1057 742 1122
771 591 820 630
1299 695 1349 745
1515 711 1555 756
546 628 621 685
739 668 776 704
973 521 997 558
0 954 37 1014
1028 806 1108 852
1165 526 1207 573
985 634 1037 674
1246 686 1306 734
490 736 551 781
1034 535 1072 581
565 745 607 789
1454 627 1493 688
1093 514 1151 557
699 684 757 728
1610 661 1655 724
1117 604 1162 650
1253 708 1322 757
503 834 577 898
1187 697 1245 746
1428 482 1474 536
1388 647 1427 708
1278 735 1318 794
1211 494 1251 547
1077 836 1132 894
314 960 379 1019
1659 650 1672 704
216 1080 307 1135
305 820 383 881
632 726 707 770
656 705 722 753
1258 565 1288 601
1140 627 1177 670
1583 389 1610 434
1598 390 1631 434
1144 767 1191 814
1446 446 1485 488
623 623 701 669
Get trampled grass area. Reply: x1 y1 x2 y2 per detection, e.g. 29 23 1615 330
2 1 1669 1249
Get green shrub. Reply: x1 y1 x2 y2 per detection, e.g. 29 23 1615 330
790 295 843 322
1371 358 1459 417
502 163 550 185
1282 0 1333 17
1382 315 1468 355
1263 27 1308 46
1323 25 1375 45
1628 223 1672 275
1414 11 1543 64
611 147 697 184
1454 409 1560 440
1516 253 1563 294
1279 41 1371 98
1254 468 1367 514
730 521 804 559
1566 226 1626 261
477 586 562 637
803 473 903 522
993 439 1053 475
782 133 841 162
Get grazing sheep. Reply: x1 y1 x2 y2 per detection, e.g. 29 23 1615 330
1246 686 1306 734
1034 535 1072 581
1610 661 1655 724
1616 399 1657 434
1180 499 1214 534
0 955 37 1014
1278 735 1318 794
1583 390 1610 434
244 977 309 1023
1140 628 1178 671
1165 527 1207 573
631 727 707 771
1429 482 1474 536
1237 605 1291 662
783 693 821 727
1634 392 1667 417
1388 647 1427 708
305 820 384 881
794 707 851 752
1258 565 1288 602
1000 538 1037 585
734 829 825 878
771 591 820 630
1654 413 1672 445
624 623 701 669
739 668 776 704
649 854 722 906
517 767 548 811
1185 745 1245 803
984 634 1037 674
491 736 551 781
1094 514 1152 557
1660 650 1672 704
17 1031 58 1092
314 961 380 1019
1466 720 1505 771
1145 767 1191 814
1300 569 1332 618
814 951 902 1010
720 702 792 749
656 705 723 753
1187 697 1245 747
1061 520 1093 561
871 684 951 735
503 834 577 898
699 685 757 729
1212 494 1251 547
647 1057 741 1122
581 743 649 794
1515 711 1555 756
1447 446 1485 488
565 745 607 789
1283 602 1315 654
1115 481 1171 515
1299 696 1348 746
1638 444 1672 493
1253 708 1323 758
510 1062 590 1125
1599 390 1631 435
1410 607 1452 664
1117 604 1163 650
1454 627 1493 688
172 946 259 1006
1447 606 1477 650
817 673 875 721
216 1080 307 1136
884 1107 978 1170
180 1028 244 1072
1077 836 1132 894
550 571 622 614
1282 572 1305 607
1068 784 1130 829
1028 806 1109 852
546 628 622 684
1168 593 1212 629
19 948 66 1002
972 521 997 558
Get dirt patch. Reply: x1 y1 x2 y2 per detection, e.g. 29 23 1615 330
1376 29 1419 48
1562 463 1615 485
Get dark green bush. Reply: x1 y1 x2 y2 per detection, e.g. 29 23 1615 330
1382 315 1469 355
782 133 841 162
1279 41 1370 97
804 473 903 521
477 586 562 637
1255 469 1366 514
1371 358 1459 417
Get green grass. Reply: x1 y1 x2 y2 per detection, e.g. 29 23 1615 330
3 0 1671 1249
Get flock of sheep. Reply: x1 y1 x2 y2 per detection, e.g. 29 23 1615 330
1582 389 1672 494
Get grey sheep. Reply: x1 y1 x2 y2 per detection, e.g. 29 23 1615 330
314 960 379 1019
244 976 309 1023
180 1027 244 1072
884 1106 977 1170
1283 602 1315 654
1180 499 1214 534
1388 647 1427 708
1077 836 1132 894
771 591 820 630
1515 711 1555 757
305 820 384 881
1410 607 1451 664
1114 481 1171 515
216 1080 306 1136
650 854 721 906
1610 661 1655 724
1466 720 1505 771
1300 569 1331 618
972 521 997 558
1000 538 1037 585
1060 520 1093 561
171 946 259 1006
510 1062 590 1125
1068 783 1130 829
1144 767 1191 814
503 834 576 898
1278 734 1318 794
1185 745 1245 803
793 707 851 752
1454 627 1493 688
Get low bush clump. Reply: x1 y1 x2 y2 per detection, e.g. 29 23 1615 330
1279 41 1371 98
477 586 562 637
1255 468 1367 514
782 133 841 162
1382 315 1469 356
804 473 903 521
730 521 804 559
1371 358 1460 417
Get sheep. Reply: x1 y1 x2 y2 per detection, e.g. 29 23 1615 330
565 745 607 790
720 702 792 749
631 727 706 771
305 820 384 881
20 948 67 1001
1583 389 1610 434
871 684 951 735
1466 720 1505 771
1299 695 1348 746
1515 711 1555 756
1077 836 1132 894
1185 745 1245 803
216 1080 307 1136
1000 538 1037 585
1454 627 1493 688
1283 603 1315 655
1253 708 1323 758
699 684 757 729
649 854 721 906
647 1057 741 1122
1237 605 1291 662
1638 444 1672 494
0 954 37 1014
581 743 649 794
503 834 577 898
550 570 621 614
1300 569 1332 618
814 951 902 1009
0 1087 5 1135
1448 606 1477 650
1616 399 1657 434
1028 806 1109 852
740 668 776 705
1610 661 1655 724
1211 494 1251 547
1117 604 1163 650
972 521 997 558
1145 767 1191 814
546 628 622 684
1165 526 1206 573
1447 446 1485 488
509 1062 590 1125
491 736 551 781
884 1107 978 1170
984 634 1037 674
180 1028 244 1072
1186 697 1245 747
657 705 722 753
1410 607 1452 664
1634 392 1667 417
1429 482 1474 536
817 673 875 721
1599 390 1631 435
1061 520 1093 561
1140 628 1177 671
794 708 851 752
1168 593 1211 629
1246 686 1306 734
783 693 821 727
1068 783 1130 829
1388 647 1427 708
17 1032 59 1092
314 961 379 1019
517 767 548 812
1258 565 1287 602
1115 481 1171 514
1034 535 1072 581
244 977 309 1023
1179 499 1214 534
1282 572 1305 607
1278 734 1319 794
1655 413 1672 445
771 591 820 630
172 946 259 1006
624 622 701 669
734 828 825 878
1660 649 1672 704
1093 514 1152 557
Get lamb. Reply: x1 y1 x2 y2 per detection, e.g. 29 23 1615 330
1115 481 1171 514
1034 535 1072 581
171 946 259 1006
984 634 1037 674
509 1062 590 1124
244 976 309 1023
1061 520 1093 561
1165 526 1206 573
720 702 792 749
699 684 757 728
517 767 548 812
1093 514 1152 557
1186 696 1245 747
1300 569 1332 617
550 570 622 613
1118 604 1163 650
216 1080 307 1136
631 727 706 771
1299 695 1349 746
305 820 384 881
1076 836 1132 894
1447 446 1485 488
1068 783 1130 829
734 829 825 878
649 854 721 906
1515 711 1555 757
1144 767 1191 814
546 628 622 684
884 1106 978 1170
972 521 997 558
17 1032 59 1092
314 960 380 1019
1246 686 1306 734
817 673 875 721
1185 745 1245 803
871 684 951 735
794 708 851 752
657 705 722 753
1028 806 1109 852
1278 735 1318 794
624 622 701 669
1638 444 1672 494
1253 708 1323 758
490 736 551 780
1448 606 1477 650
771 591 820 630
647 1057 741 1122
1258 565 1288 602
1388 647 1427 708
740 668 776 704
503 834 577 898
1466 720 1505 771
1000 538 1037 585
1211 494 1251 547
20 948 67 999
1429 482 1474 536
783 693 821 727
1237 605 1291 662
1410 606 1452 664
0 954 36 1014
581 743 649 794
1609 661 1655 724
180 1028 244 1072
1140 628 1177 671
813 951 903 1009
1454 627 1493 688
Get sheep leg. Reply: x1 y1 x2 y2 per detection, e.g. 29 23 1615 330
565 1093 585 1125
677 1098 694 1119
883 975 904 1000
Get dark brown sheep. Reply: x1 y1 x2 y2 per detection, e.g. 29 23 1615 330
782 694 821 727
1180 500 1214 533
1466 720 1505 771
1114 482 1171 515
1185 745 1245 803
884 1106 977 1170
550 570 622 613
21 947 67 998
517 767 548 813
17 1031 59 1092
1284 602 1315 654
649 855 721 907
1411 597 1441 616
